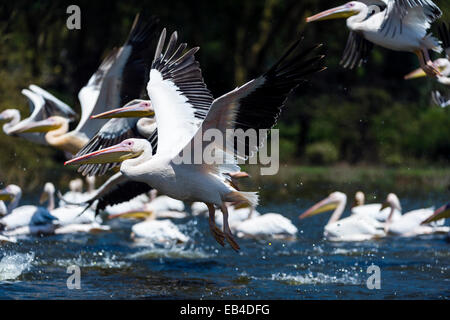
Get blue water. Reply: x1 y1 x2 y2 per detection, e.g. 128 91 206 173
0 191 449 299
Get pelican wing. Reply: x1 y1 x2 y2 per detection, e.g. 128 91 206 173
380 0 442 38
27 85 77 121
340 31 374 69
67 172 152 216
76 48 120 135
180 38 325 163
74 14 158 139
146 29 214 158
438 22 450 58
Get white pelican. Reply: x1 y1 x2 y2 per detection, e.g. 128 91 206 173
381 193 449 236
351 191 401 222
306 0 442 76
108 209 189 243
65 28 325 251
0 86 77 145
0 200 7 217
40 182 97 226
0 184 58 231
9 15 158 155
299 192 386 241
216 205 298 240
405 22 450 107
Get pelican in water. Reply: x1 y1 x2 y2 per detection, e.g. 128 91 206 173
0 85 77 145
212 204 297 240
299 192 386 241
351 191 401 222
405 22 450 107
65 28 325 251
0 184 58 232
108 208 189 244
306 0 442 76
381 193 449 237
9 15 158 156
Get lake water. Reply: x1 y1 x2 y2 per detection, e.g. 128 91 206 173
0 186 448 299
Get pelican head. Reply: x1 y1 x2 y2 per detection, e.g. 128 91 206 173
64 138 148 166
353 191 365 207
404 58 450 79
299 191 346 219
0 109 19 123
0 184 21 202
421 203 450 224
306 2 364 23
69 178 83 193
91 100 154 119
8 116 66 134
40 182 55 204
380 193 402 212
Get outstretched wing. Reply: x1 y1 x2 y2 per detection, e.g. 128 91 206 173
438 22 450 58
146 29 214 158
340 31 374 69
63 172 153 216
27 85 77 121
179 38 325 164
380 0 442 38
74 14 159 139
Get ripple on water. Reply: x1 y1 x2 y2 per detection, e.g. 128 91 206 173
52 252 130 269
127 246 211 260
271 271 361 286
0 252 34 281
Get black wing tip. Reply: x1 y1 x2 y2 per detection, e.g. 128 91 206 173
126 13 159 47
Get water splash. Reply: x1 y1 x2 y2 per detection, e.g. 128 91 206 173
271 271 361 285
0 252 34 281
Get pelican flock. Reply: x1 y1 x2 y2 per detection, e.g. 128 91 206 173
0 5 447 271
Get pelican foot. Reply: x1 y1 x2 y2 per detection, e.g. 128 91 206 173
209 223 225 247
224 231 240 252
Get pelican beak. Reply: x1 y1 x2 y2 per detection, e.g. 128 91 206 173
421 203 450 224
108 210 153 220
0 189 14 202
9 118 59 134
39 191 48 205
299 196 339 219
306 4 359 22
64 141 141 166
404 67 427 80
91 101 154 119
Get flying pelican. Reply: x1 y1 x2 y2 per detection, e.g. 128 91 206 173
306 0 442 76
404 22 450 107
381 193 449 236
65 29 325 251
299 192 386 241
351 191 401 222
9 15 158 155
0 86 77 145
0 184 58 231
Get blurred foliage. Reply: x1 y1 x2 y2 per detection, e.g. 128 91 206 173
305 142 339 165
0 0 449 192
